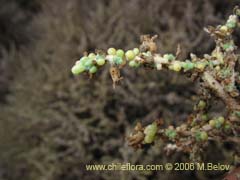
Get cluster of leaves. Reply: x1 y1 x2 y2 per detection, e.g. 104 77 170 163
72 7 240 162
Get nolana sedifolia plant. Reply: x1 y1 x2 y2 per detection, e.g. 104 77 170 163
71 7 240 162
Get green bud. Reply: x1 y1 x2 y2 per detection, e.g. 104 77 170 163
197 100 206 110
107 48 116 55
226 21 236 29
142 51 152 57
96 58 105 66
125 50 136 61
195 62 206 71
195 131 208 141
165 129 177 140
80 56 89 64
215 120 222 129
199 132 208 141
200 132 208 141
172 61 182 72
182 61 194 70
144 134 155 144
209 119 216 127
71 64 85 75
116 49 125 58
144 122 158 144
84 58 93 68
218 116 225 124
133 48 140 55
113 56 123 65
89 66 97 74
220 25 228 32
164 54 175 61
129 60 139 68
88 53 96 59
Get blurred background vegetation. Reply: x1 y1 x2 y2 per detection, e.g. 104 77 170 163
0 0 239 179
